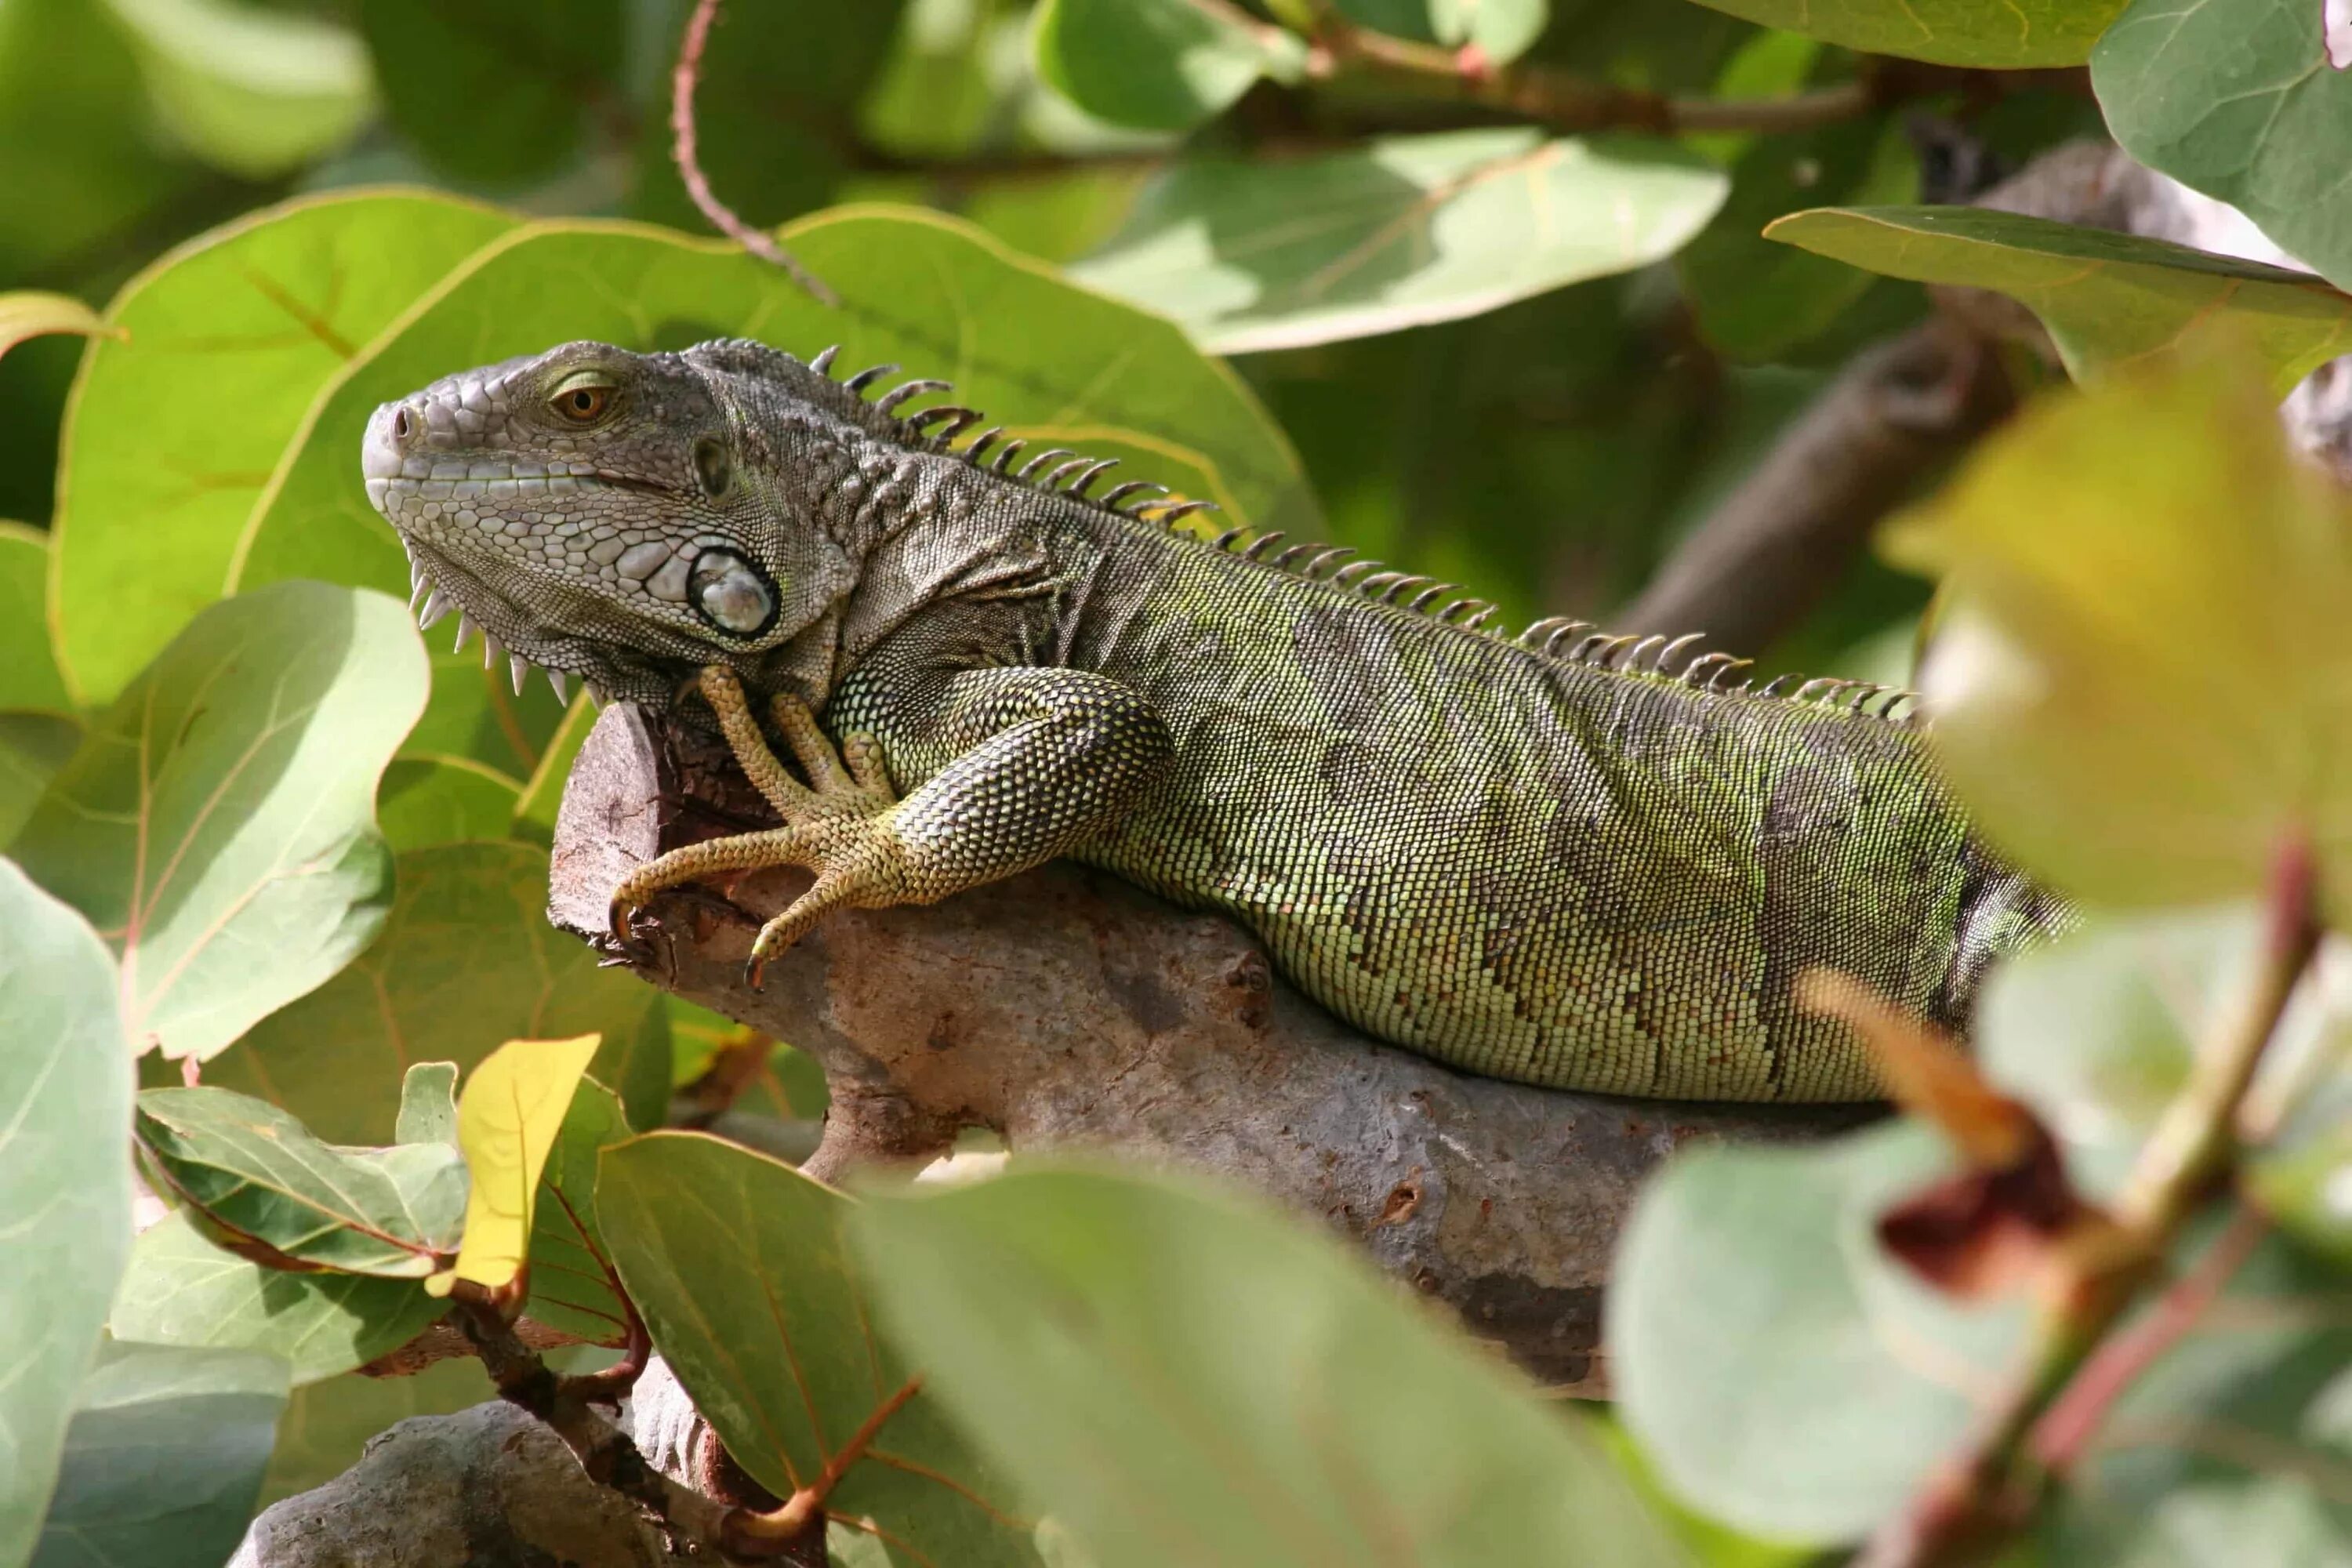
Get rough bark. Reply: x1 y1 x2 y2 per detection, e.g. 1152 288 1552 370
549 703 1873 1391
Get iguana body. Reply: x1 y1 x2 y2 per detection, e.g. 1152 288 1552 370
361 338 2066 1102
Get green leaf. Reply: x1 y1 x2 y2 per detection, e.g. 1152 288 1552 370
1033 0 1304 132
202 840 671 1142
0 521 69 713
394 1062 460 1147
521 1078 633 1345
851 1164 1686 1568
107 1209 448 1386
31 1341 288 1568
597 1132 1042 1566
356 0 619 188
1766 205 2352 390
1682 0 2123 66
0 859 135 1568
254 1356 486 1508
136 1087 466 1277
0 713 81 850
97 0 373 177
0 289 115 363
237 206 1319 602
1881 353 2352 916
1610 1123 2026 1543
1071 129 1729 353
1330 0 1547 65
12 582 428 1062
51 189 511 706
508 693 595 846
428 1035 600 1298
376 755 523 853
1680 121 1920 362
2095 0 2352 293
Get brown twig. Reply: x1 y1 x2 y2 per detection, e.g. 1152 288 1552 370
670 0 837 307
1857 837 2322 1568
719 1377 924 1560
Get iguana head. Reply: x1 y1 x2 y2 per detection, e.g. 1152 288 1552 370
361 338 864 706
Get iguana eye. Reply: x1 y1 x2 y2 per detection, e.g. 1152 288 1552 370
689 550 775 636
549 373 615 424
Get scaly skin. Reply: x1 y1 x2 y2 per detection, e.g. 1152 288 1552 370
361 338 2068 1101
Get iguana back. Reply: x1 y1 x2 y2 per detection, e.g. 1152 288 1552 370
361 336 2068 1102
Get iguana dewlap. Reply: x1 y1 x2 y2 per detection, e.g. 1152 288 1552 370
361 337 2066 1102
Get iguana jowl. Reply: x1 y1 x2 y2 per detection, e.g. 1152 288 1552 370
361 337 2067 1102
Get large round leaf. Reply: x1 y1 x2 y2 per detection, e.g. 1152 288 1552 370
1684 0 2124 66
12 582 429 1062
51 189 511 706
0 860 134 1568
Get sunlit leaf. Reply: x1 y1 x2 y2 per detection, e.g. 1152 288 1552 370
13 582 428 1061
237 205 1318 608
1033 0 1304 132
376 754 523 853
107 1209 447 1385
1682 0 2123 66
394 1061 460 1147
52 188 511 706
853 1164 1685 1568
31 1341 288 1568
98 0 373 177
203 840 670 1142
427 1035 600 1298
1072 129 1728 353
0 521 68 712
2096 0 2352 292
0 289 115 363
1766 206 2352 390
0 860 134 1568
597 1132 1041 1566
1882 353 2352 916
1331 0 1547 65
1612 1123 2026 1542
137 1087 466 1277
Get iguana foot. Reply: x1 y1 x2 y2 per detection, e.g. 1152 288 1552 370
608 666 900 979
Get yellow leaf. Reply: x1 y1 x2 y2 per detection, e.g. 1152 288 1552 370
426 1034 601 1298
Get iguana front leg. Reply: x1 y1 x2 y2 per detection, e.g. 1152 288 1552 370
612 663 1171 983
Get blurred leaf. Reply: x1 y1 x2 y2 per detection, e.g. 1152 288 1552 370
31 1341 288 1568
1611 1123 2026 1543
508 694 595 846
13 583 428 1062
100 0 373 177
1882 354 2352 917
597 1132 1041 1566
394 1062 460 1147
853 1164 1685 1568
1331 0 1547 63
1684 29 1822 165
1767 206 2352 390
0 521 69 712
136 1087 466 1276
376 755 523 853
1073 129 1728 353
0 860 135 1568
1033 0 1305 132
521 1078 633 1345
2096 0 2352 292
860 0 1025 158
0 713 82 849
107 1210 447 1385
358 0 620 189
238 205 1319 608
427 1035 598 1298
1680 119 1919 361
52 188 511 706
629 0 908 233
2051 1474 2352 1568
0 290 117 362
254 1355 485 1507
1682 0 2123 66
204 840 671 1141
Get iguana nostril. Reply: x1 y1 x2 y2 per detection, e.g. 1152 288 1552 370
391 406 413 442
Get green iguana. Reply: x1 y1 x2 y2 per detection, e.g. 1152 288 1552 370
361 338 2067 1102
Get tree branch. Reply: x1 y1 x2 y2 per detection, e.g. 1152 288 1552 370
549 704 1871 1392
670 0 836 307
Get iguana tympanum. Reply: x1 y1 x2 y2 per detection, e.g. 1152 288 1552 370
361 337 2066 1102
